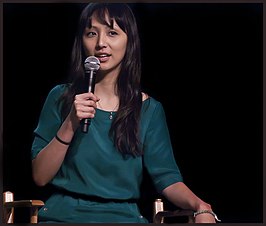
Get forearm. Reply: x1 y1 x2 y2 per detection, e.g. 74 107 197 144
162 182 217 223
32 115 77 186
162 182 211 211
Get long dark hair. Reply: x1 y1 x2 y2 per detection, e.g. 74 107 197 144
60 3 143 157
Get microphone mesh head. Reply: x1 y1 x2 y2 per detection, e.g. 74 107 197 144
84 56 100 72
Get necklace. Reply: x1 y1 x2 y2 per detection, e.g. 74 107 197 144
98 101 119 120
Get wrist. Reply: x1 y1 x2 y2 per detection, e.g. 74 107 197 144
55 134 71 145
196 201 212 211
194 209 221 222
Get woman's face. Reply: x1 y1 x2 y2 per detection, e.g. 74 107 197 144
82 12 128 73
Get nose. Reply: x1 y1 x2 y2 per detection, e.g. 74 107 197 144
97 33 107 48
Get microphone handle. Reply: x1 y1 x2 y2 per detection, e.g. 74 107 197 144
87 70 96 93
81 70 96 133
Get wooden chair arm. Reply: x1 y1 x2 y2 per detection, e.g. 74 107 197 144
154 209 194 224
4 200 44 208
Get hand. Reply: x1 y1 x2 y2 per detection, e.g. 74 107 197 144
194 202 219 223
194 212 216 223
69 92 100 129
74 92 100 119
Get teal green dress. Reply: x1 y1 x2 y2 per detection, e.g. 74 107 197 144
31 84 183 223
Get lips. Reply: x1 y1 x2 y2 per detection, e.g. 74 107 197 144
95 53 111 57
95 53 111 62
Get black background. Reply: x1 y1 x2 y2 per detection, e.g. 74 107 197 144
3 3 263 223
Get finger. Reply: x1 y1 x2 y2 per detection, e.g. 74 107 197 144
76 106 96 120
74 97 97 108
76 92 99 102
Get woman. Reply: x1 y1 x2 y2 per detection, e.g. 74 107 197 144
31 3 219 223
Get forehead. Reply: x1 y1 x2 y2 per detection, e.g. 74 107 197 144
86 10 114 28
90 13 116 28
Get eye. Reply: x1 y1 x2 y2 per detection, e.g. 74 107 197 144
86 31 97 38
109 30 118 36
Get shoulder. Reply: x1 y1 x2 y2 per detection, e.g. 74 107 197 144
49 83 69 94
141 92 164 113
142 92 161 106
140 94 167 129
47 83 69 98
42 84 70 107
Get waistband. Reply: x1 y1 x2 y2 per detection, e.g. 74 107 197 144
55 189 138 204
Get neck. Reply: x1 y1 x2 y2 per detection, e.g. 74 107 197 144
95 82 116 96
97 98 119 112
95 84 119 111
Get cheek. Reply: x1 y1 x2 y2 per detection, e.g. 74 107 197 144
82 39 94 55
116 39 127 58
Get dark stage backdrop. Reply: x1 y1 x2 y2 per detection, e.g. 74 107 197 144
3 3 262 223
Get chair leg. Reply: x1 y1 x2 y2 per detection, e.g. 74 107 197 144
3 207 14 223
30 207 39 223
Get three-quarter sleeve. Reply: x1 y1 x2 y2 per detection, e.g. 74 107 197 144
142 99 183 193
31 84 66 160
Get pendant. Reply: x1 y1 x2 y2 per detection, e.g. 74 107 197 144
109 112 113 120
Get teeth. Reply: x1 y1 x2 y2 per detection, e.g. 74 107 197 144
98 54 108 57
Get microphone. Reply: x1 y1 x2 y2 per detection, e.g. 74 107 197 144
81 56 100 133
